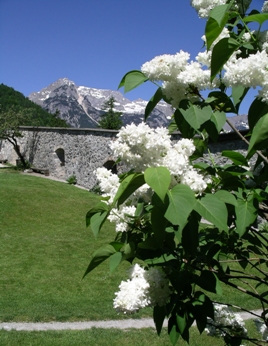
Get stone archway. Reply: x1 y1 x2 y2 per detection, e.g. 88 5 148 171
55 148 65 166
54 147 66 179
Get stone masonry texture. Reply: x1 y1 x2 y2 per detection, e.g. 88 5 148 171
0 126 250 190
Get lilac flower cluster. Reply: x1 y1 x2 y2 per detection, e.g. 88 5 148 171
95 123 210 232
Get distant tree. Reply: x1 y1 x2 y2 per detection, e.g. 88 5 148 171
0 108 30 168
98 96 123 130
0 84 69 128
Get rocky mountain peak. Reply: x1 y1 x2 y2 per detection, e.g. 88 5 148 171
28 78 173 128
28 78 249 131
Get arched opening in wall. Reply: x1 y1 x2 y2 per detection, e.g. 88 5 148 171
55 148 65 166
103 160 117 174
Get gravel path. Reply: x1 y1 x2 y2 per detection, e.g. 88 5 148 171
0 310 263 331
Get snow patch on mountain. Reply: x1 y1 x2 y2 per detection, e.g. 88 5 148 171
28 77 249 131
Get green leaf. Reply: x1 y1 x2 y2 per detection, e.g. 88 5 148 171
196 271 222 295
179 101 212 131
154 305 166 335
205 4 229 49
109 252 123 272
144 166 171 203
244 13 268 25
207 91 236 113
214 190 237 206
138 236 160 250
193 291 214 320
151 205 167 245
113 173 145 206
192 293 214 334
182 211 200 257
211 38 240 81
235 198 258 237
165 184 196 228
224 165 249 176
248 113 268 154
121 242 135 259
204 110 226 142
86 202 109 237
194 194 228 231
232 85 249 114
174 108 196 138
176 310 187 335
118 70 148 93
83 243 117 278
248 98 268 130
168 316 180 346
144 253 176 265
145 87 163 120
222 150 248 166
168 120 178 134
210 110 226 132
191 138 207 160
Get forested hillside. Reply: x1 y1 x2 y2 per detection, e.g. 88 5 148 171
0 84 69 127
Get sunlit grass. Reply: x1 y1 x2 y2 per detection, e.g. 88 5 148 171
0 319 263 346
0 169 264 324
0 170 134 322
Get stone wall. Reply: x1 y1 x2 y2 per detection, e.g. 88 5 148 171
0 126 250 189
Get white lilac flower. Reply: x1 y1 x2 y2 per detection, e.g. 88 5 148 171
181 168 211 194
205 304 248 338
242 32 251 42
255 319 268 340
113 264 170 314
141 35 225 107
96 123 209 232
262 1 268 13
223 50 268 101
95 167 120 204
108 205 136 233
145 267 171 307
191 0 252 18
141 50 190 82
191 0 227 18
110 122 171 171
162 80 199 108
197 28 230 69
255 30 268 52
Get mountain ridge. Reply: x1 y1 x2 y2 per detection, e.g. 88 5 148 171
29 78 173 128
28 77 249 131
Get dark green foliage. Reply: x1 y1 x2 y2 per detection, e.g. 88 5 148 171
0 83 69 127
98 96 123 130
0 108 31 168
66 175 77 185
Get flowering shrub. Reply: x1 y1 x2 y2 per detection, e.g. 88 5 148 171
205 304 247 341
113 263 171 314
84 1 268 345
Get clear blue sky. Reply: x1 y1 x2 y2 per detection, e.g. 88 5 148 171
0 0 207 99
0 0 265 111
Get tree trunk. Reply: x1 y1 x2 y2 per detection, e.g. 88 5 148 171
7 137 27 168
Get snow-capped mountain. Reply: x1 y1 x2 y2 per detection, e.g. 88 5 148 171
223 114 249 132
28 78 173 128
28 77 249 131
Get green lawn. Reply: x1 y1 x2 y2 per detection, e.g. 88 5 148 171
0 169 264 325
0 169 266 345
0 320 263 346
0 170 137 322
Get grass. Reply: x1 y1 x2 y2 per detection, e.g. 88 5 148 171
0 320 263 346
0 168 265 325
0 169 137 322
